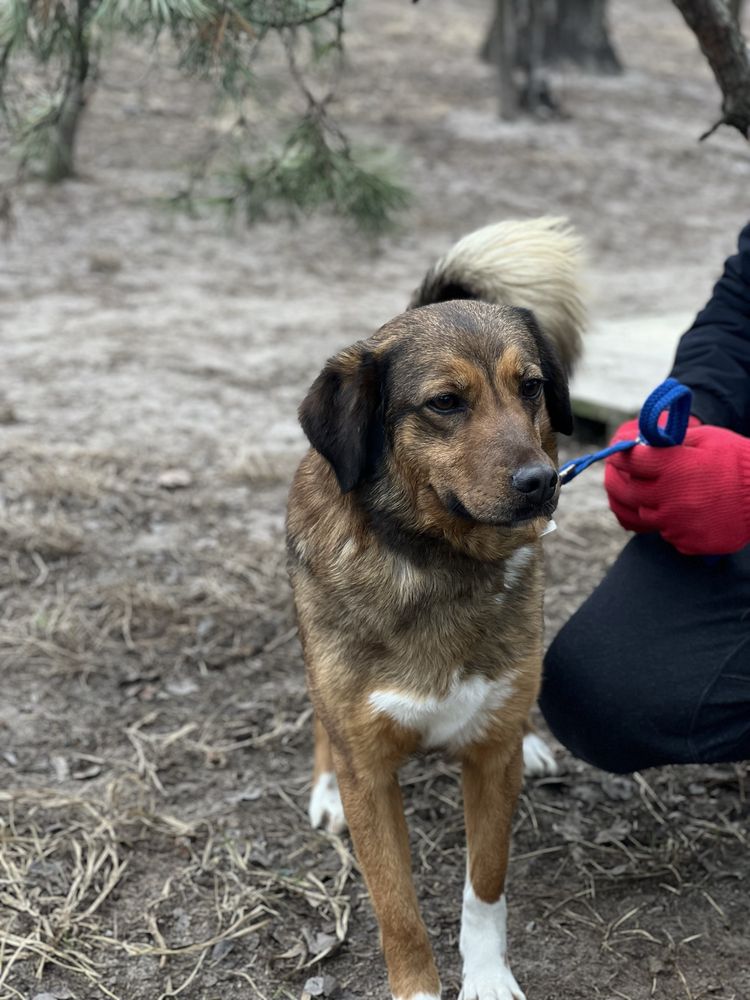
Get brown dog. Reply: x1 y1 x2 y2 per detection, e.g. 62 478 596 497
287 218 584 1000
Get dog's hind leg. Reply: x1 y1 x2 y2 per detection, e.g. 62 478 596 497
309 716 347 834
521 717 558 777
459 735 526 1000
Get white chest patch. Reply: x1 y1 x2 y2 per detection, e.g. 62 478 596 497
492 545 537 607
503 544 535 590
369 673 516 751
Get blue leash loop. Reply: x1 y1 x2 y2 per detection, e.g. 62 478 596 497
559 378 693 485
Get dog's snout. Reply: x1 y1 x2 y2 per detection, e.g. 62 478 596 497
511 464 559 506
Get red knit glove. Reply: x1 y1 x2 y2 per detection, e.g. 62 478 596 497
605 419 750 555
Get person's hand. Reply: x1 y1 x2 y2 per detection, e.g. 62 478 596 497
605 419 750 555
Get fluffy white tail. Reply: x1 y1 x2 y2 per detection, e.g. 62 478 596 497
409 217 585 372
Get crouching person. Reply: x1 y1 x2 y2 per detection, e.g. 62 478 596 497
541 222 750 772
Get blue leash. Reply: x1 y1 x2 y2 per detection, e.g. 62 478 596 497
559 378 693 485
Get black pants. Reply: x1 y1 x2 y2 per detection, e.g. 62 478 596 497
540 534 750 773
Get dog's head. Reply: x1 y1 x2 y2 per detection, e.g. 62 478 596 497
299 300 572 541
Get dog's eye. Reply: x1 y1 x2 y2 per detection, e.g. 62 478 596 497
521 379 544 400
427 393 464 413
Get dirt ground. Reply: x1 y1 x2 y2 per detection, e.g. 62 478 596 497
1 1 749 998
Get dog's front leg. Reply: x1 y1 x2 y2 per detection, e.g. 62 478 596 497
333 749 441 1000
459 735 526 1000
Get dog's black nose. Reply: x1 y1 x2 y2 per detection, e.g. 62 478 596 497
511 465 559 506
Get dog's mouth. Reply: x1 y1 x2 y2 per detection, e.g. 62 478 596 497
443 490 558 529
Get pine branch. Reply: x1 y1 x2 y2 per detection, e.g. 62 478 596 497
192 111 409 235
0 0 407 232
240 0 346 30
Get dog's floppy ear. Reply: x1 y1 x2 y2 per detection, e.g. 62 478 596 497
518 308 574 435
299 343 386 493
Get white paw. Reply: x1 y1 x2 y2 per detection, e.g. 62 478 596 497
308 771 347 834
460 888 523 1000
459 965 526 1000
522 732 558 777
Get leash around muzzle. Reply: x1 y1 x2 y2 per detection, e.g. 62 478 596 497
558 378 693 485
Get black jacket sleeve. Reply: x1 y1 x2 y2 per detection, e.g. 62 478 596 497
670 222 750 436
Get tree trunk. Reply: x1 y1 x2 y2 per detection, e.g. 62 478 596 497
548 0 621 73
481 0 622 76
45 0 91 182
487 0 519 120
518 0 563 115
522 0 546 108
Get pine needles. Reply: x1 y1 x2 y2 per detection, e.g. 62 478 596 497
198 111 409 235
0 0 409 234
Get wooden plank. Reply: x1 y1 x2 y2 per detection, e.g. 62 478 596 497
570 312 694 434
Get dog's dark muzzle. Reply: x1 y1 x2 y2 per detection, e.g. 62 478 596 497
512 464 559 507
508 464 560 524
444 472 559 528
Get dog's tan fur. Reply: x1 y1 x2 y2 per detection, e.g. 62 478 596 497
287 220 584 1000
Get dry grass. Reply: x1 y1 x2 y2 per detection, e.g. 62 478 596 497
227 448 304 488
1 437 749 998
0 443 359 997
2 755 746 999
0 514 84 561
0 777 273 1000
0 423 747 1000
